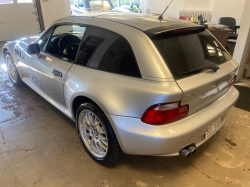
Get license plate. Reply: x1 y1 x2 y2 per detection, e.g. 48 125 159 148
205 118 222 139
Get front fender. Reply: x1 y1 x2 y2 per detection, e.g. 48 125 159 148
2 42 16 58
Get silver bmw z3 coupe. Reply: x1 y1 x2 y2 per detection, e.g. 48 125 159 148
2 13 239 165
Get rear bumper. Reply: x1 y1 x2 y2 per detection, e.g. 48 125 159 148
107 86 239 156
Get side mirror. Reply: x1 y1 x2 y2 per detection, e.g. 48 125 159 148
27 43 41 55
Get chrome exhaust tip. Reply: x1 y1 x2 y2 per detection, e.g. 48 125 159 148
188 146 197 154
179 149 192 158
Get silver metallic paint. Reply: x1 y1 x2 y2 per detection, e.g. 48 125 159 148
65 64 183 118
25 51 73 105
2 13 240 156
178 60 238 115
107 87 239 155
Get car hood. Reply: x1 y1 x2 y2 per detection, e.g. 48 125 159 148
16 35 40 45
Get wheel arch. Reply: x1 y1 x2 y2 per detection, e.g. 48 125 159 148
2 41 16 58
71 95 108 121
71 95 125 155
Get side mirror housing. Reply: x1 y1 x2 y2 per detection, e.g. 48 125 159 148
27 43 41 55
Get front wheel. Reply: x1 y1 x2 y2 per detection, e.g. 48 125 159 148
5 51 23 86
76 103 124 165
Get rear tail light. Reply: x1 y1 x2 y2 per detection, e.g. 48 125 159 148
141 102 189 125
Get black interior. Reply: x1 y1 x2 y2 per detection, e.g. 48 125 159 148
47 33 81 61
76 37 104 66
98 38 141 77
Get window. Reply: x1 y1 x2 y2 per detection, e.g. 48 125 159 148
119 0 139 6
76 27 141 78
111 0 117 7
46 25 86 62
89 0 112 11
17 0 32 3
151 30 232 80
37 28 53 52
76 37 103 66
75 0 112 10
97 37 141 77
0 0 13 4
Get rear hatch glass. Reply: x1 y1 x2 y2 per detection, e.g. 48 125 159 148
151 28 236 115
151 29 232 80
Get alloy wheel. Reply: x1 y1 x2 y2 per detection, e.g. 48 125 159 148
78 110 108 158
6 55 17 83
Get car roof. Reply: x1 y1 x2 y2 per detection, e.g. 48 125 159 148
64 13 202 36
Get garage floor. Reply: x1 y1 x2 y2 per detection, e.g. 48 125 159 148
0 42 250 187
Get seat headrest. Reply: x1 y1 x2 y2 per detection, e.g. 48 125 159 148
63 43 79 60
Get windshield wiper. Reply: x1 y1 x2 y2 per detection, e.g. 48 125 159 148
182 65 220 75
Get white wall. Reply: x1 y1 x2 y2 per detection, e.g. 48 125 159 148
0 1 40 41
40 0 71 29
147 0 215 19
147 0 244 24
233 0 250 79
211 0 245 25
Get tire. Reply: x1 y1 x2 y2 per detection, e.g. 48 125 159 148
76 103 124 165
4 51 24 86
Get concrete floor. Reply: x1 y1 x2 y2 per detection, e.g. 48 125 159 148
0 42 250 187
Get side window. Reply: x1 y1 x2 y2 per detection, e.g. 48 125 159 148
46 25 86 62
76 27 141 78
97 37 141 78
37 28 53 52
76 37 103 66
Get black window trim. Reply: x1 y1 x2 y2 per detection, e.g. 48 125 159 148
74 25 142 79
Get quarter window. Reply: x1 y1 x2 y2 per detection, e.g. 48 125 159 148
76 37 103 66
76 27 141 78
97 37 141 78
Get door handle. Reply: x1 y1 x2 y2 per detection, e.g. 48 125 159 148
53 69 62 77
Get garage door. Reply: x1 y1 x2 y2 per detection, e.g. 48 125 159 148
0 0 41 41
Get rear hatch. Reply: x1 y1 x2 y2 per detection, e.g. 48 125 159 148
150 27 238 115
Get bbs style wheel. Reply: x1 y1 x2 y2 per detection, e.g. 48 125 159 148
5 51 23 86
76 103 124 165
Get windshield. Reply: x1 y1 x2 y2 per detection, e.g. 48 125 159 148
151 30 232 80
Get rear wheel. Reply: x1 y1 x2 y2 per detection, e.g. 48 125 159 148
5 51 23 86
76 103 124 165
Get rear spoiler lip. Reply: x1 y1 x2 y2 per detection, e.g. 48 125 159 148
144 25 206 38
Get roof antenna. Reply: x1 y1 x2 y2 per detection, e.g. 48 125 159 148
158 0 174 20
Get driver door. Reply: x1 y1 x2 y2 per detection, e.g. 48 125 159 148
26 24 86 105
